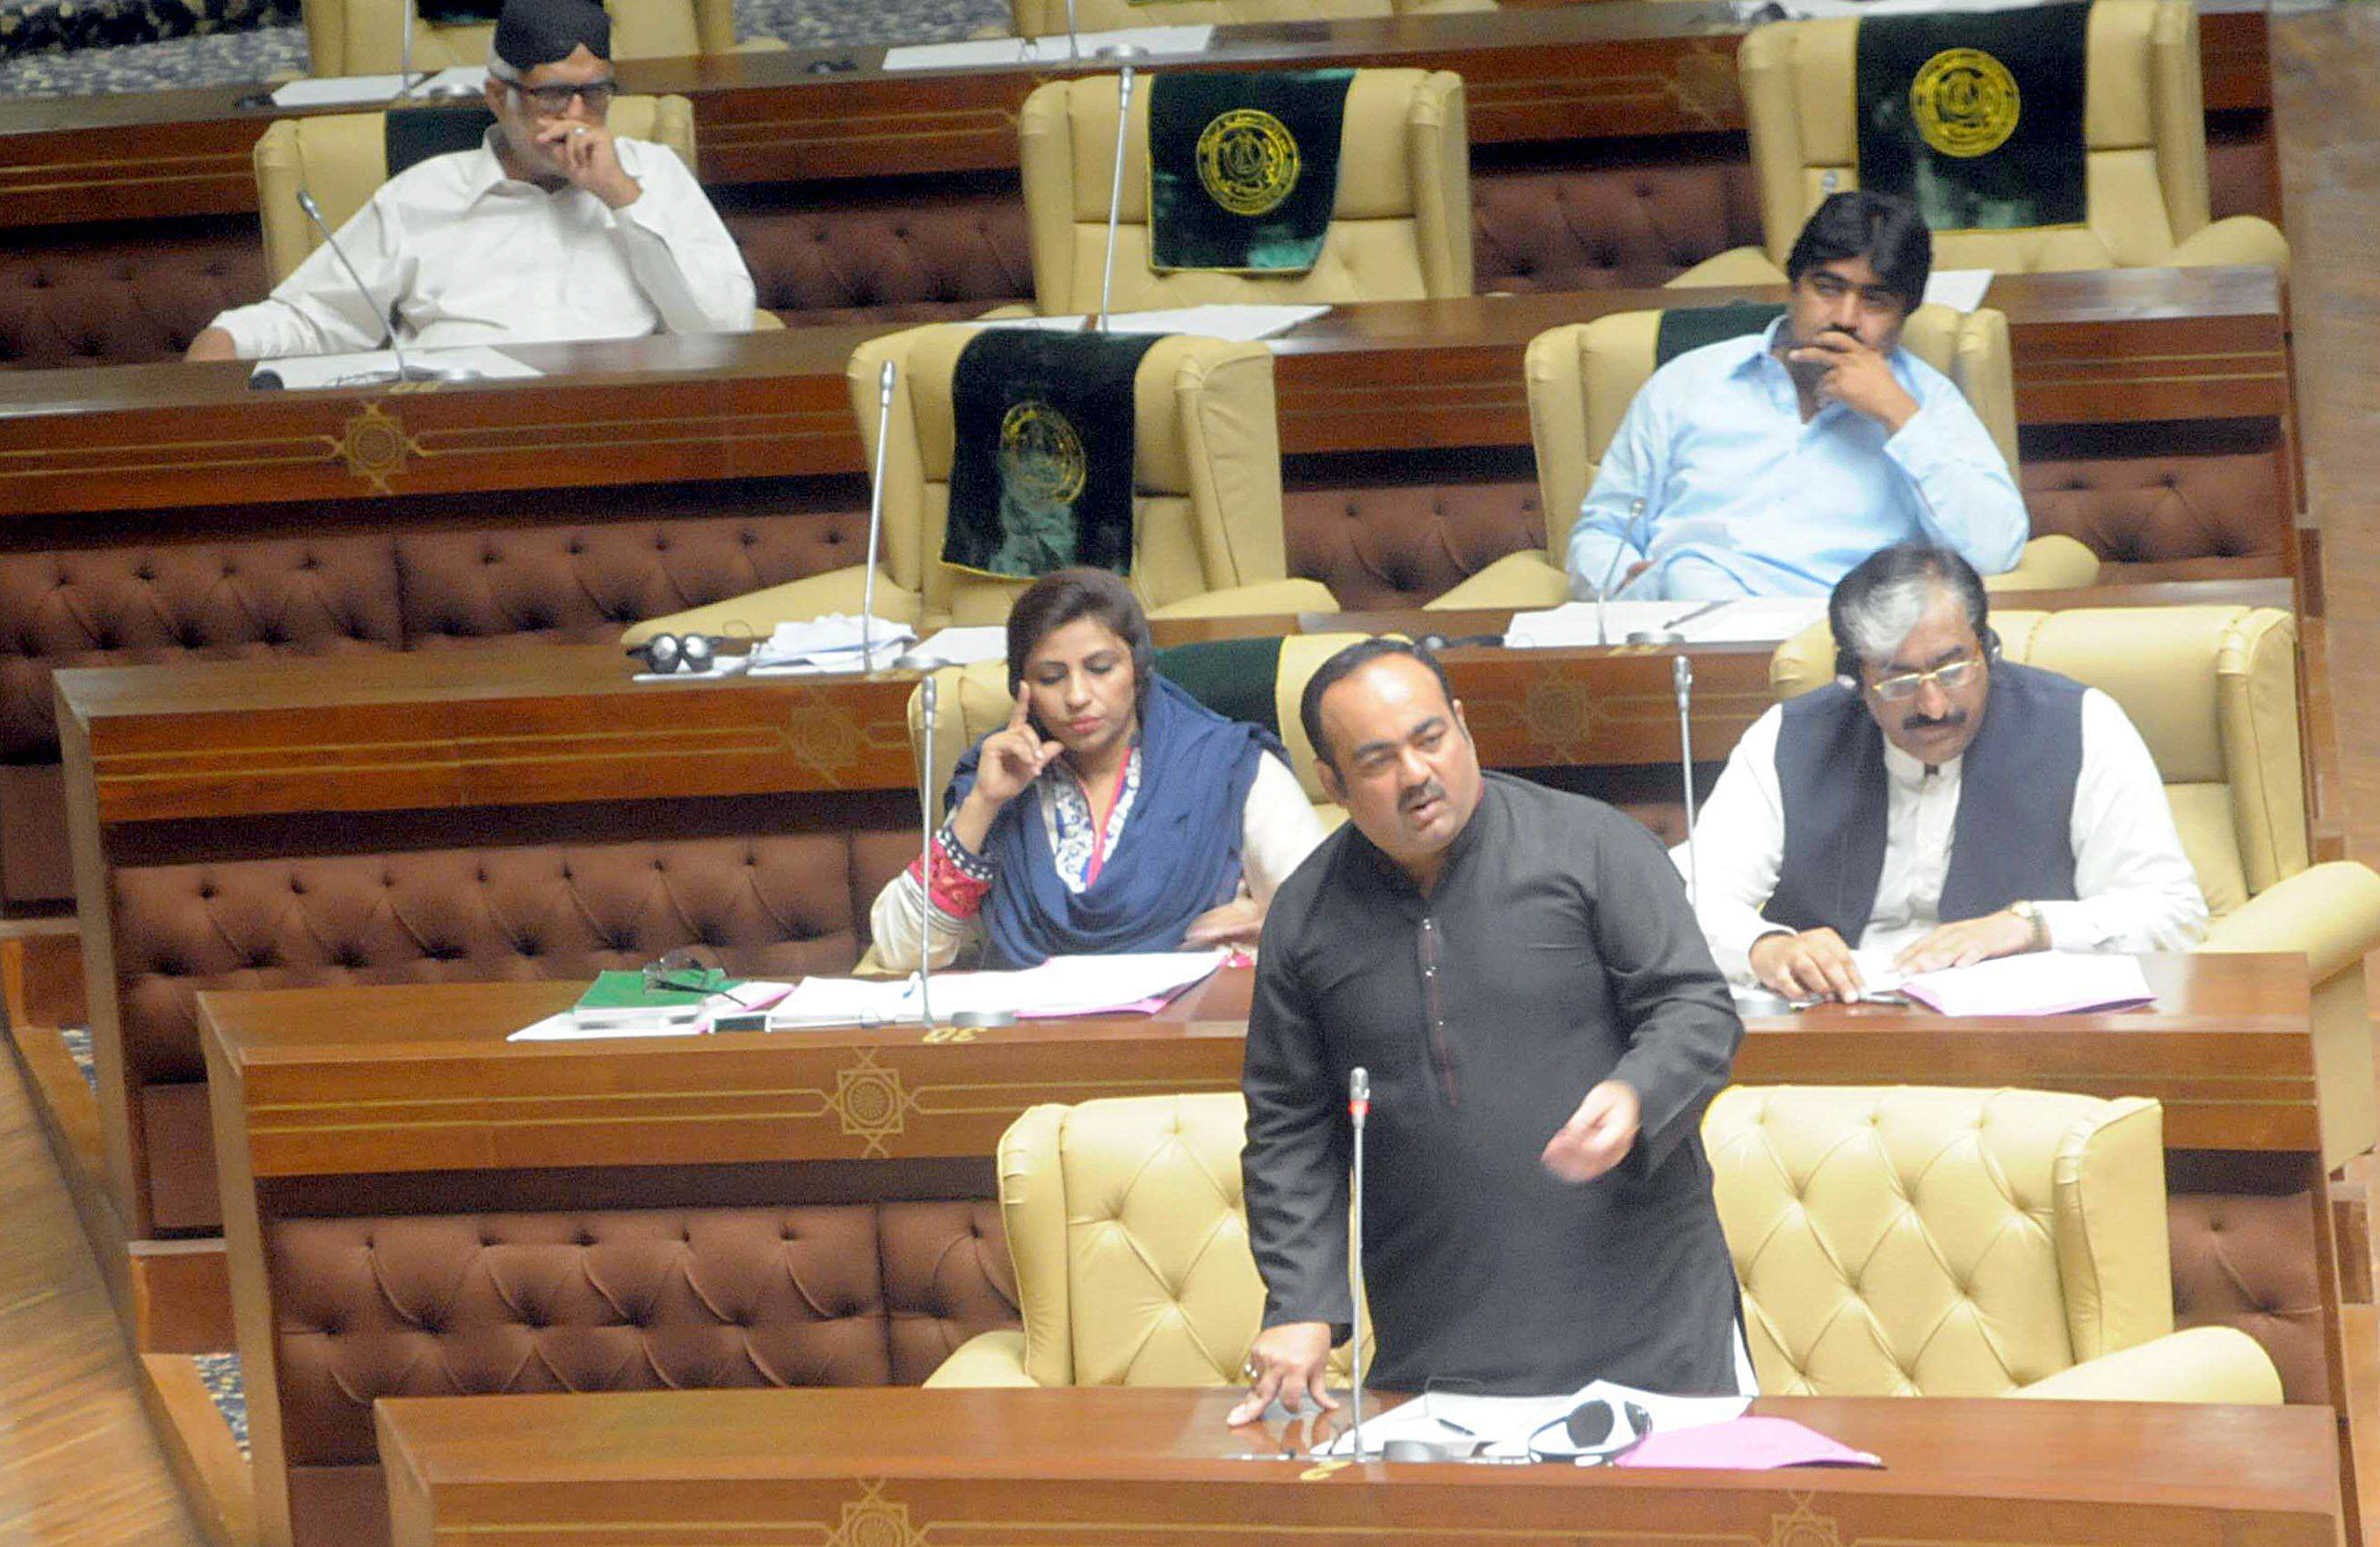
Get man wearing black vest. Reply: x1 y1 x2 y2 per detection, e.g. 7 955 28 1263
1690 544 2206 1003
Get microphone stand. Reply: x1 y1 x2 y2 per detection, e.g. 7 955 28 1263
1678 651 1792 1016
394 0 419 100
295 188 456 384
860 358 898 674
914 669 942 1032
1592 498 1646 647
1347 1066 1372 1460
1094 47 1142 331
1064 0 1081 61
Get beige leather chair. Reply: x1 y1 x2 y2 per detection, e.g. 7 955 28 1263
1771 605 2380 1166
1426 304 2099 611
1674 0 2288 287
626 324 1337 643
1016 69 1471 314
1007 0 1489 34
1708 1085 2278 1401
300 0 780 80
254 98 695 285
907 633 1370 828
930 1088 2277 1402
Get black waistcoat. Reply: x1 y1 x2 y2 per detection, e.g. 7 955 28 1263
1763 661 2085 943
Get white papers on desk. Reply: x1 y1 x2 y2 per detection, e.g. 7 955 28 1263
507 981 798 1041
883 25 1213 71
1923 269 1995 313
1505 597 1828 649
978 304 1330 343
1323 1378 1750 1461
745 614 916 675
250 346 540 391
910 626 1009 666
269 66 488 107
1738 0 2058 17
1898 952 2156 1017
770 950 1227 1029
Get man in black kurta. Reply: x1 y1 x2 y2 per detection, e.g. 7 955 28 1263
1231 640 1746 1417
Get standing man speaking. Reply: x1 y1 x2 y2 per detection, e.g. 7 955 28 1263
1231 640 1748 1420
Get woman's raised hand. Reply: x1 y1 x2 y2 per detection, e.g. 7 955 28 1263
969 695 1064 809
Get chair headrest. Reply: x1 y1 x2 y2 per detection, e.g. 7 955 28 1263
386 104 498 176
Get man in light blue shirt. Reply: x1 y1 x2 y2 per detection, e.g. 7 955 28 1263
1566 191 2030 601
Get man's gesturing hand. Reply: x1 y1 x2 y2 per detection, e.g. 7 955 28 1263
1541 1079 1641 1183
1225 1321 1337 1427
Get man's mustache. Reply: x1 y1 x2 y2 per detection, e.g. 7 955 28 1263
1400 780 1447 813
1901 710 1969 734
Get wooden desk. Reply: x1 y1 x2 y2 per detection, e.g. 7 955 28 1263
374 1387 2343 1547
199 955 2355 1547
0 270 2291 520
0 6 2277 230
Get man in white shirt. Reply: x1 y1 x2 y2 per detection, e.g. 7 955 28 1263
1687 543 2205 1003
186 0 755 362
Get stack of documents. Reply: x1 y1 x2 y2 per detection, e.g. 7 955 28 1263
269 66 489 107
509 980 795 1042
250 346 540 392
978 304 1330 343
769 950 1227 1029
1896 952 2156 1016
883 25 1213 71
746 615 916 675
1505 597 1828 649
909 626 1009 667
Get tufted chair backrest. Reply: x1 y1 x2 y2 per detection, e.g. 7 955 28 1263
906 633 1370 821
254 96 695 286
1768 605 2306 916
996 1094 1361 1386
1524 303 2013 564
299 0 731 80
845 325 1290 631
1738 0 2243 273
1705 1085 2172 1395
1017 69 1472 314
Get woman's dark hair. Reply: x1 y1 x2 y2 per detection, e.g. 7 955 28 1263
1828 543 1996 682
1785 191 1933 316
1298 637 1455 771
1004 567 1155 713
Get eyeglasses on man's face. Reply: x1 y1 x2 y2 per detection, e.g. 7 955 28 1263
513 78 617 113
1866 654 1983 703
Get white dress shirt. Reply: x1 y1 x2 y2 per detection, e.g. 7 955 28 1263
871 752 1327 971
211 133 756 359
1683 690 2208 981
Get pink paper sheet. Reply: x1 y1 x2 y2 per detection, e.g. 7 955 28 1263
1612 1416 1883 1471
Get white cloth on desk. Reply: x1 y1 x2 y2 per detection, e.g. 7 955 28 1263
871 753 1325 971
210 132 756 359
1683 690 2208 981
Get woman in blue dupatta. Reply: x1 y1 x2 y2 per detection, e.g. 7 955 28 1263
869 569 1327 971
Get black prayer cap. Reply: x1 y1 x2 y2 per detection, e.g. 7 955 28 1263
493 0 611 70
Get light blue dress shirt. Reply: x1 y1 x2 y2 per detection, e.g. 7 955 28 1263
1564 318 2032 600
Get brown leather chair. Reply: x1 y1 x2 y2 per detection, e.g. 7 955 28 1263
1675 0 2288 286
1017 68 1472 313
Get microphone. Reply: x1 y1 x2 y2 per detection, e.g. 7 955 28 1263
1672 651 1792 1015
914 668 943 1032
1094 47 1143 332
294 189 458 384
1593 498 1647 647
1347 1065 1372 1460
860 357 898 674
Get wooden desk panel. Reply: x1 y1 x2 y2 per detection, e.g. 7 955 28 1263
0 271 2288 520
199 955 2318 1177
374 1388 2342 1547
0 7 2273 230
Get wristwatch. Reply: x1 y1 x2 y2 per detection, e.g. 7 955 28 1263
2008 900 2049 952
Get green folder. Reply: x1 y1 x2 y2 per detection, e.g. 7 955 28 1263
572 968 736 1028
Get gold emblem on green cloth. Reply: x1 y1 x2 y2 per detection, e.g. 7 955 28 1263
997 399 1088 506
1910 46 2021 159
1195 107 1301 217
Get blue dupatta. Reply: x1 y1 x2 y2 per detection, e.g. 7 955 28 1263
946 675 1282 969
